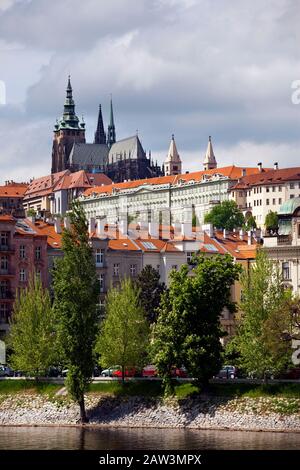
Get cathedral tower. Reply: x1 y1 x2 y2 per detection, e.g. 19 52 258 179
94 104 106 144
51 76 86 174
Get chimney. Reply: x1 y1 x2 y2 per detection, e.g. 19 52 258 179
96 217 107 237
88 217 96 234
181 222 193 239
239 229 244 241
257 162 262 172
148 221 159 239
248 230 252 245
119 218 128 238
201 223 214 238
54 217 62 234
64 216 71 230
274 162 278 170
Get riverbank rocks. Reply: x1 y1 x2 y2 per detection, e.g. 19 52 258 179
0 393 300 431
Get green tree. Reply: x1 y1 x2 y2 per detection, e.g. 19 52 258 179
204 200 245 231
244 214 257 231
265 210 278 234
8 276 57 378
235 250 289 380
151 254 241 393
53 201 99 423
135 265 166 323
96 278 149 384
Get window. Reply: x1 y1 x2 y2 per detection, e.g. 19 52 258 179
19 245 26 259
260 200 262 206
99 274 104 292
279 198 282 205
0 232 8 247
272 199 276 205
113 264 119 277
186 252 195 263
239 191 243 197
266 199 269 205
0 256 8 272
290 183 295 189
282 262 290 280
0 303 8 323
290 194 294 199
298 224 300 238
266 187 269 192
272 186 276 192
19 269 26 282
254 200 256 206
130 264 137 277
278 186 282 192
95 248 104 266
35 246 41 260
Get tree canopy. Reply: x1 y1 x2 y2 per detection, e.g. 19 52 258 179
235 249 290 379
204 200 245 231
265 211 278 234
135 265 166 323
53 201 99 423
151 254 241 393
8 275 57 378
96 278 149 384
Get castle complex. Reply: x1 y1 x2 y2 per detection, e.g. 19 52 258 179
51 77 163 183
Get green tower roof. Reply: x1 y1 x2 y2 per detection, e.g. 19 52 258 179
278 197 300 215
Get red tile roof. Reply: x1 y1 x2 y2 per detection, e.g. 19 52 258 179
83 165 262 197
24 170 69 199
231 167 300 190
0 215 15 222
0 183 28 198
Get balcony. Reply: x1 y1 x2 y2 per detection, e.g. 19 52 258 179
278 235 292 246
0 244 14 253
0 290 14 300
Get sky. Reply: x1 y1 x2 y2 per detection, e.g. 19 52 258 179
0 0 299 184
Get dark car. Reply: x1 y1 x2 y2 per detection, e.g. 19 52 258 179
281 368 300 380
0 365 14 377
216 365 237 379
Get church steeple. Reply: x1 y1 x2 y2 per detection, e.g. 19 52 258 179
107 96 116 148
60 75 80 130
203 136 217 170
164 134 182 176
94 104 106 144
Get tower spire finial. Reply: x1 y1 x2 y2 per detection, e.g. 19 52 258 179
107 94 116 148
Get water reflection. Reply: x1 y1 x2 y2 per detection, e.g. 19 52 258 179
0 427 299 450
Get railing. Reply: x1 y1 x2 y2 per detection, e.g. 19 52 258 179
278 235 292 246
0 290 14 299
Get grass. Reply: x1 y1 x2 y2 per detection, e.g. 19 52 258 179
0 380 60 398
208 382 300 399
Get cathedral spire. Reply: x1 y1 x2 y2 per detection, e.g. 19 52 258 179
94 104 106 144
203 135 217 170
61 75 80 129
107 95 116 148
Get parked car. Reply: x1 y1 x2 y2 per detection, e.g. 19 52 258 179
142 364 158 378
0 365 14 377
280 368 300 380
171 366 188 378
101 366 121 377
216 365 237 379
112 367 137 378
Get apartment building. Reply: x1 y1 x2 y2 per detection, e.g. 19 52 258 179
230 166 300 228
0 216 48 338
0 181 28 218
263 197 300 294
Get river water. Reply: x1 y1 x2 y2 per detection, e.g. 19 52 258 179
0 427 299 450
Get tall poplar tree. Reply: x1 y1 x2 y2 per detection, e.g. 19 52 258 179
96 278 149 384
9 275 56 378
53 201 99 423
